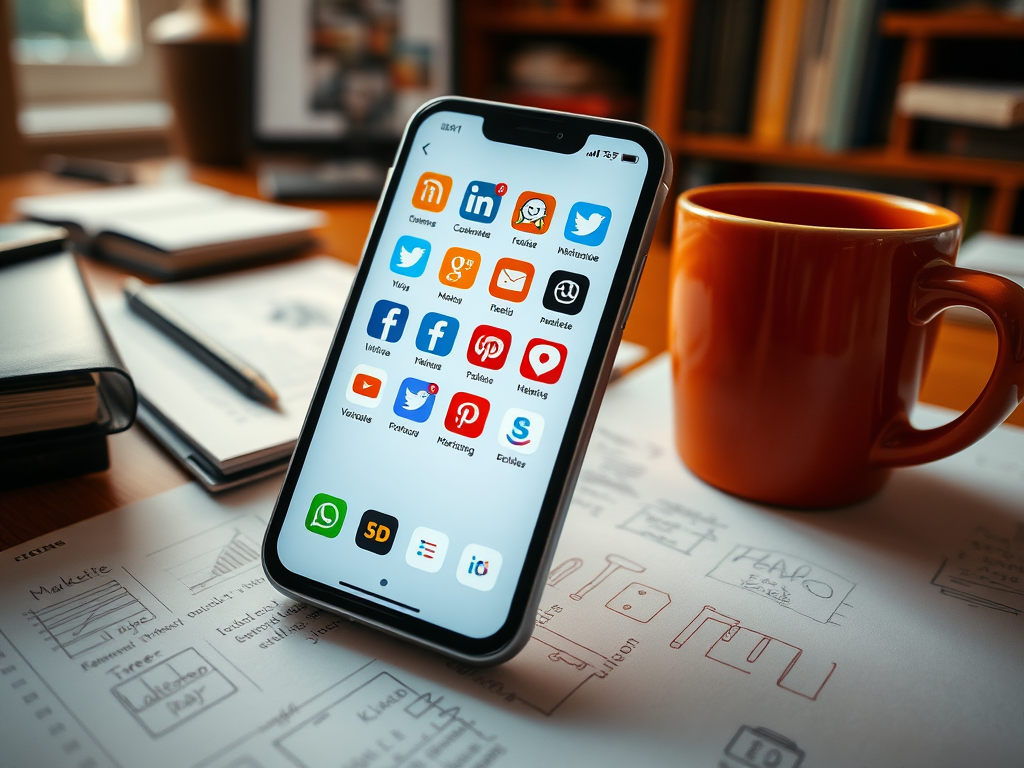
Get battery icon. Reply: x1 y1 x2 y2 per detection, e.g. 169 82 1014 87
621 154 639 164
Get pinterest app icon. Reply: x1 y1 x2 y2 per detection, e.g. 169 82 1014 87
444 392 490 438
521 338 567 384
467 325 512 370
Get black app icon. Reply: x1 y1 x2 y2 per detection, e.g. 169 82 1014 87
355 510 399 555
543 270 590 316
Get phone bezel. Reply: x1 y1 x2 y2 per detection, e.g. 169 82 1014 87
262 97 670 662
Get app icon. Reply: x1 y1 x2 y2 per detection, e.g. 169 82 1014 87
521 338 567 384
415 312 459 356
412 172 452 212
367 299 409 343
390 235 431 277
456 544 503 591
467 325 512 370
406 526 449 573
444 392 490 439
460 180 505 224
355 509 399 555
488 258 535 303
511 191 556 235
543 270 590 316
392 377 438 422
305 493 347 538
438 247 481 290
499 408 545 455
346 364 387 407
565 202 612 246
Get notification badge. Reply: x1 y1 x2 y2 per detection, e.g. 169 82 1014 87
521 338 567 384
444 392 491 439
467 325 512 370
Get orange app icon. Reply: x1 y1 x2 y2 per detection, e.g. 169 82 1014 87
439 247 481 289
489 258 535 303
412 172 452 212
511 191 556 235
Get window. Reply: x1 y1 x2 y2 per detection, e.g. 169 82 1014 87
14 0 140 66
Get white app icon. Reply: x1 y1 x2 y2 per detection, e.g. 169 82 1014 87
496 268 528 292
456 544 503 591
499 408 545 454
397 244 426 269
573 210 605 237
346 364 387 407
406 527 449 573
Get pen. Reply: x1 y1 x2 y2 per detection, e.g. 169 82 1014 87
122 277 279 406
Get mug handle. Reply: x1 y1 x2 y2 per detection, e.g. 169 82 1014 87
871 261 1024 467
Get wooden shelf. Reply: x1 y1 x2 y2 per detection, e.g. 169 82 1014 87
466 8 663 36
881 10 1024 38
674 133 1024 187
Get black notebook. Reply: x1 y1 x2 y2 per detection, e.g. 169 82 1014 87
0 250 137 487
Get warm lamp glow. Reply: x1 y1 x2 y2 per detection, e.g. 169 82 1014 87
84 0 138 63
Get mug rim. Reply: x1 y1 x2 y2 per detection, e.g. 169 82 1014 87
678 182 962 235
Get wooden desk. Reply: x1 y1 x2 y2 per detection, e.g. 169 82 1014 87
1 163 1021 551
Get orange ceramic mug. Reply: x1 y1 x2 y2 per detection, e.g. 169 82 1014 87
670 183 1024 508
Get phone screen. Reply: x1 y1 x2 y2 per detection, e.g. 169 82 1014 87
272 107 654 643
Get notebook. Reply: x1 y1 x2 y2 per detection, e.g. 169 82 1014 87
15 183 325 279
96 257 356 490
0 250 137 486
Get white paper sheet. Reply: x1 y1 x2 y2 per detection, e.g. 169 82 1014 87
2 354 1022 768
97 258 355 469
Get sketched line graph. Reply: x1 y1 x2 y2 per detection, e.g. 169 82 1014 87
28 580 155 659
619 499 726 556
156 523 263 596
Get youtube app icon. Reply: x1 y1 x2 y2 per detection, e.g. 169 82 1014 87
346 364 387 407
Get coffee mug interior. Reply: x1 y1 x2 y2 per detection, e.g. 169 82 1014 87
685 185 959 231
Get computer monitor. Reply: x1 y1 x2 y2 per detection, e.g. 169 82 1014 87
249 0 453 196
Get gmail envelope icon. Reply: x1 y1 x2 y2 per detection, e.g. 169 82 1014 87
489 258 536 303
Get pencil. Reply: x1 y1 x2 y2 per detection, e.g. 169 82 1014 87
123 277 279 406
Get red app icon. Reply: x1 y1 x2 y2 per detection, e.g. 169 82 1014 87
444 392 491 438
467 325 512 370
521 338 567 384
353 373 382 399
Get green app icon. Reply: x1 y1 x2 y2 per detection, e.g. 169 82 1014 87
305 493 347 538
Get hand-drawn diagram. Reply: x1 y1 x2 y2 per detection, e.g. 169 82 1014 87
568 427 660 519
708 545 855 624
931 524 1024 615
722 725 805 768
606 583 671 623
151 518 265 596
619 500 726 556
27 579 156 659
274 670 504 767
569 554 645 601
670 606 836 701
547 558 582 587
111 647 237 737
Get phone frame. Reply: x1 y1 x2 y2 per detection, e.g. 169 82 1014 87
262 97 671 663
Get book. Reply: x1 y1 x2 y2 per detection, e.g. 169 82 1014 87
789 0 843 146
897 81 1024 129
0 249 137 488
819 0 877 151
96 257 356 491
751 0 806 145
14 182 325 280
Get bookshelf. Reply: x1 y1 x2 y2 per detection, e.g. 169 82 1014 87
460 1 1024 235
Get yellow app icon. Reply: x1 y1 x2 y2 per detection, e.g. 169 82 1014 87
438 247 481 290
412 172 452 212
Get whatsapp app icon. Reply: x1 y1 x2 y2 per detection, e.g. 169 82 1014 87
305 493 347 538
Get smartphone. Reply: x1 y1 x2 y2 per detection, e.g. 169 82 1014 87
262 97 671 663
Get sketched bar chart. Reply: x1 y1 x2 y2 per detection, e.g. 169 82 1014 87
29 580 155 659
163 528 261 595
111 648 236 737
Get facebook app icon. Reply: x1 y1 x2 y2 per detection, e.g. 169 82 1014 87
415 312 459 356
460 181 502 224
367 299 408 343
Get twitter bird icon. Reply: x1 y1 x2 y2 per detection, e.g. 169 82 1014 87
390 235 432 277
564 202 612 246
392 377 438 423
